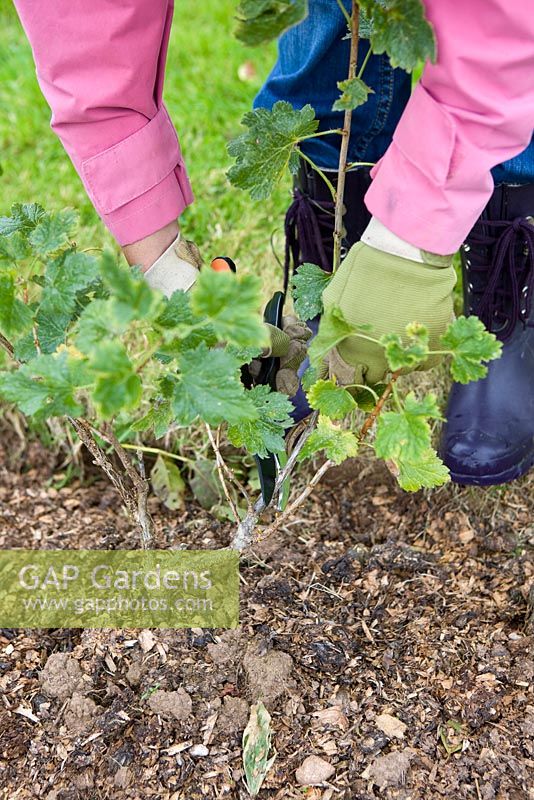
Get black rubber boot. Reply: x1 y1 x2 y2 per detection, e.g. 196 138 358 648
439 183 534 485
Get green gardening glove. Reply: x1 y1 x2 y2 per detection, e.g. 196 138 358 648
321 241 457 386
249 315 312 396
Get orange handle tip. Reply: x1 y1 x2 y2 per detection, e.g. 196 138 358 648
210 256 236 273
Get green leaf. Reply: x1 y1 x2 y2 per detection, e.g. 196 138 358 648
150 454 185 510
45 251 100 303
307 378 356 420
357 0 436 71
242 701 277 797
154 290 218 358
0 369 49 415
0 231 32 263
28 209 78 256
375 391 442 463
173 343 258 426
100 250 162 324
227 384 292 457
132 377 176 438
74 299 127 355
0 273 33 338
227 101 319 200
308 304 365 368
333 77 374 111
35 251 101 353
299 414 358 465
155 290 193 328
190 269 268 349
235 0 308 46
291 262 331 321
0 203 45 236
301 364 318 391
353 382 386 412
440 315 502 384
89 341 142 418
380 322 429 371
396 448 450 492
226 342 264 365
0 352 89 418
132 399 173 439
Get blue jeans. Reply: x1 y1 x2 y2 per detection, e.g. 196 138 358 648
255 0 534 184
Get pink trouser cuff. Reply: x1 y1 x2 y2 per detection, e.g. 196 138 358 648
364 0 534 255
80 106 193 245
365 84 495 255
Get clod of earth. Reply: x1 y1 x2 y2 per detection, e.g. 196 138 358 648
147 688 192 721
361 749 414 789
217 695 249 735
39 652 90 701
63 692 99 735
243 643 294 709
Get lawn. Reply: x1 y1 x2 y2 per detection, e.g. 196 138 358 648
0 0 288 295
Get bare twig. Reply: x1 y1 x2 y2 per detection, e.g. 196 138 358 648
358 369 401 441
67 418 133 512
333 2 360 271
0 333 14 358
231 411 319 550
103 423 155 548
259 458 334 540
206 424 242 523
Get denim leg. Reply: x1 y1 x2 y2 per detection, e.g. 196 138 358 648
254 0 411 169
491 134 534 185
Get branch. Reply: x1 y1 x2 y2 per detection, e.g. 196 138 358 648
259 458 334 539
206 424 243 523
233 366 403 550
358 369 401 442
67 417 134 513
231 410 319 550
0 333 14 359
102 423 155 549
333 2 360 271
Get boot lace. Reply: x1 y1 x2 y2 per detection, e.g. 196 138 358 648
283 188 335 293
466 216 534 341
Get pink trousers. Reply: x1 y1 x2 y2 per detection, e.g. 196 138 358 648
13 1 534 253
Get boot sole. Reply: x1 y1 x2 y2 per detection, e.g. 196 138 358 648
449 451 534 486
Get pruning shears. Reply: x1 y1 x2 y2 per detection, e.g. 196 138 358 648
210 256 290 508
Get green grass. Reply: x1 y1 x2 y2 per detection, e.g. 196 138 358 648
0 0 288 294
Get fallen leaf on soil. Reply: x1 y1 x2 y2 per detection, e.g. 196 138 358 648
13 705 40 724
164 741 192 755
242 701 276 796
313 706 349 731
295 755 335 786
138 629 156 653
375 712 407 740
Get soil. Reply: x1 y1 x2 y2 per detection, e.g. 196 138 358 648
0 432 533 800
